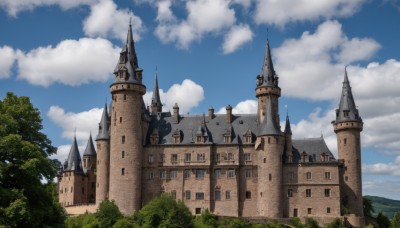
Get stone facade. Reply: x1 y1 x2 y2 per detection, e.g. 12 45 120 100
58 25 365 227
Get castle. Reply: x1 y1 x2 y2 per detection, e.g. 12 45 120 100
58 24 364 227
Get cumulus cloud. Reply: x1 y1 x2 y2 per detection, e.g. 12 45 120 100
47 106 103 142
0 0 97 17
0 46 18 79
83 0 143 42
216 100 257 114
254 0 365 27
143 79 205 114
17 38 120 87
363 156 400 176
154 0 236 49
50 144 86 164
222 24 254 54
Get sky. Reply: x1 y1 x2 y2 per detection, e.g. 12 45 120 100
0 0 400 200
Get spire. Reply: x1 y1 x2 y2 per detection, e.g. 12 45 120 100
284 113 292 135
257 36 278 87
64 135 83 172
96 103 110 140
83 133 96 156
150 71 162 113
258 97 282 136
113 23 141 84
335 68 362 123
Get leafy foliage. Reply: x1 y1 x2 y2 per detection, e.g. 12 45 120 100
96 199 123 228
289 217 303 228
304 217 319 228
391 212 400 228
363 197 375 218
376 212 390 228
326 218 343 228
135 194 193 228
0 92 65 227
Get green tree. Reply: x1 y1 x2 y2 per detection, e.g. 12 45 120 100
391 212 400 228
304 217 319 228
326 218 343 228
376 212 390 228
96 199 123 228
289 217 303 228
0 92 65 227
135 194 193 228
363 197 375 217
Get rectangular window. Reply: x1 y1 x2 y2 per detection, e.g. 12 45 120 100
215 191 221 201
308 208 312 215
245 169 252 178
159 153 165 163
195 192 205 200
148 154 154 163
287 189 293 197
225 190 231 200
325 189 331 197
327 207 331 214
325 172 331 180
160 170 166 179
215 153 220 161
185 191 191 200
196 169 205 179
227 169 235 178
195 208 201 214
244 153 251 161
197 153 205 161
245 191 251 199
170 170 178 179
171 154 178 163
214 169 221 179
227 153 233 160
185 153 191 162
121 168 125 176
122 135 125 144
306 189 312 197
184 169 190 179
306 172 312 180
149 171 154 179
293 208 298 217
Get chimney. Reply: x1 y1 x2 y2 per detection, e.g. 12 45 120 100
208 106 214 120
173 103 179 124
226 105 232 124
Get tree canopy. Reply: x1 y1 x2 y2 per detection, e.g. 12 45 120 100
0 92 65 227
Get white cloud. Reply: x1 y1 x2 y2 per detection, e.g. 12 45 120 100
143 79 205 114
222 24 254 54
83 0 143 42
336 37 380 63
363 179 400 200
0 0 97 17
0 46 18 79
154 0 236 49
17 38 120 87
363 156 400 176
47 106 103 142
216 99 257 114
254 0 365 27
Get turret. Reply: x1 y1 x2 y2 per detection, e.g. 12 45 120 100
333 69 364 227
64 135 83 173
83 133 96 170
109 22 146 214
96 103 110 204
255 37 281 124
150 73 162 114
284 113 293 163
256 97 284 217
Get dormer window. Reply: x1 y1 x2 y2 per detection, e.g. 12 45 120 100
172 129 182 144
150 129 159 145
224 135 231 143
301 152 308 162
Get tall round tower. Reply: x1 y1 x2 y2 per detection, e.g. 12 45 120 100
95 103 110 204
333 69 364 227
108 23 146 214
256 97 284 217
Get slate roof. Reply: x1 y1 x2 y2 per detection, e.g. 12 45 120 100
83 133 96 156
146 112 259 144
334 68 362 123
258 97 282 136
96 103 110 140
151 74 162 110
63 136 83 173
256 38 279 88
292 137 336 163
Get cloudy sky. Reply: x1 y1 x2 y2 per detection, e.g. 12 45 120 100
1 0 400 200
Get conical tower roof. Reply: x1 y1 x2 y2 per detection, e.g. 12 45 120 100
64 135 83 172
83 133 96 156
284 113 292 135
96 103 110 140
257 37 278 87
335 68 362 123
151 72 162 112
258 97 282 136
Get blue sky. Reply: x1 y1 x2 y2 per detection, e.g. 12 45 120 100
1 0 400 200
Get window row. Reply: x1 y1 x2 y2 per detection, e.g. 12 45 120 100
145 153 253 163
286 171 332 181
287 188 332 197
293 207 331 216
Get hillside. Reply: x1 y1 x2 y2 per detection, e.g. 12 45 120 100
365 195 400 219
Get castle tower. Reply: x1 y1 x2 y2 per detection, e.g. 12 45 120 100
256 97 284 217
95 103 110 204
109 23 146 214
333 69 364 227
83 133 97 203
256 37 281 124
150 73 162 114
